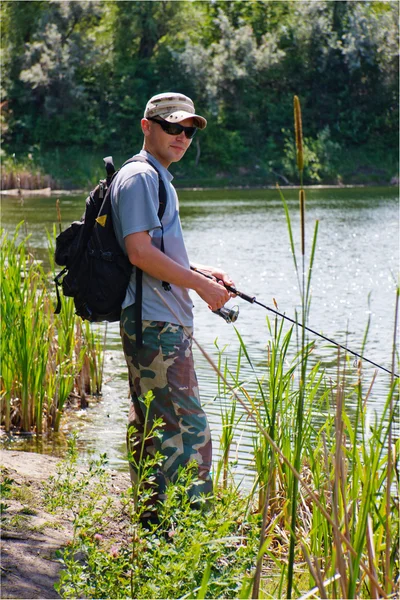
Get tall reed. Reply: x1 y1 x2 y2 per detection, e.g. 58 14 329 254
214 339 243 489
189 313 396 597
0 224 105 434
276 95 320 598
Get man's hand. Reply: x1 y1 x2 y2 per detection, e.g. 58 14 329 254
207 268 236 297
193 276 230 312
191 264 237 299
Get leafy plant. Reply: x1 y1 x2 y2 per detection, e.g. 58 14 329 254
43 434 109 516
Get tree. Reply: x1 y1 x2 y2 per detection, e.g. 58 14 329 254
1 0 398 182
3 0 105 146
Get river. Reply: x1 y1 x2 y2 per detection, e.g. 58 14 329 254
1 186 398 476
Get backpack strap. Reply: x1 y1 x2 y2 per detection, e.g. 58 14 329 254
123 154 168 223
121 154 170 348
103 156 116 180
54 267 68 314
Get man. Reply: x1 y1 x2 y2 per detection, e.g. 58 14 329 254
111 92 234 523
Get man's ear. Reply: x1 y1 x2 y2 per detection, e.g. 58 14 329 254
141 118 151 136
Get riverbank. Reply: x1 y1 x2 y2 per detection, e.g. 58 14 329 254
1 143 398 192
0 182 392 197
0 449 130 599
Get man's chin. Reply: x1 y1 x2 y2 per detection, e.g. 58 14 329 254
170 146 186 162
170 150 186 162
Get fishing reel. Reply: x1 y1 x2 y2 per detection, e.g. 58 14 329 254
213 305 239 324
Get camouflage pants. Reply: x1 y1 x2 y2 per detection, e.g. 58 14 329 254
120 304 213 504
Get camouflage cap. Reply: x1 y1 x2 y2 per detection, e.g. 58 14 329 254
144 92 207 130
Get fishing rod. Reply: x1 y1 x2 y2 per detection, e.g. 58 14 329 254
192 267 399 378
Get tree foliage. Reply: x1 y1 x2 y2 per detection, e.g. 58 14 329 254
1 0 398 183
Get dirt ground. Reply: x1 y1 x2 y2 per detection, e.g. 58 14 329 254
0 449 130 599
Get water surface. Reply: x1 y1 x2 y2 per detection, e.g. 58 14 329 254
1 186 398 475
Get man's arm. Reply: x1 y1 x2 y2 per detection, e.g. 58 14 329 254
125 231 230 311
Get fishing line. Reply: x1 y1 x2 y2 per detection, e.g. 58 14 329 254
192 267 399 378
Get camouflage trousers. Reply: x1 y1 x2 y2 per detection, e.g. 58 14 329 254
120 304 213 504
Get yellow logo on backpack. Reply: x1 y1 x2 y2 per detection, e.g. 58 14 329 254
96 215 107 227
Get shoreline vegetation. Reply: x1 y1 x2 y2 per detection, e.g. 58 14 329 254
0 149 399 196
1 224 105 435
1 342 399 599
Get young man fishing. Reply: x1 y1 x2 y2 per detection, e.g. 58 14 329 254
111 92 235 526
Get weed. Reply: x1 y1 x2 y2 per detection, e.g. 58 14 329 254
11 483 36 506
0 474 14 514
43 434 109 517
18 506 38 516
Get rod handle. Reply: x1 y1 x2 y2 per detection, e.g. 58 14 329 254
222 283 256 303
234 289 256 304
190 266 256 304
214 281 256 304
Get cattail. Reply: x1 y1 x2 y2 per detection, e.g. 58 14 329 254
294 95 304 173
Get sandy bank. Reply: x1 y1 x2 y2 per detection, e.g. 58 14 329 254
0 449 130 599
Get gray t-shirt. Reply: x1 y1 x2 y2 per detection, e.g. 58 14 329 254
111 149 194 326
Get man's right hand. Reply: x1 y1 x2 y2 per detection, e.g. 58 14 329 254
194 276 230 312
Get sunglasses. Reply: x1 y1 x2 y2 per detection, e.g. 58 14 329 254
148 117 197 139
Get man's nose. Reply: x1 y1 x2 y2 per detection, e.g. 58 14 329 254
176 129 187 141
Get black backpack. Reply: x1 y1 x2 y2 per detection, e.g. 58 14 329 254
54 154 169 346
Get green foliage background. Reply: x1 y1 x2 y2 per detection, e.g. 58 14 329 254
1 0 398 186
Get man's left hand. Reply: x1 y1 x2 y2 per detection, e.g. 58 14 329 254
209 268 236 298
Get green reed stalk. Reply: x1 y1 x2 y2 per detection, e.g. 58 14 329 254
221 396 238 489
386 285 399 594
352 391 394 596
286 94 317 599
214 340 241 488
53 353 80 432
252 315 296 512
1 232 18 431
294 95 306 302
251 312 296 599
1 227 50 432
317 358 396 599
